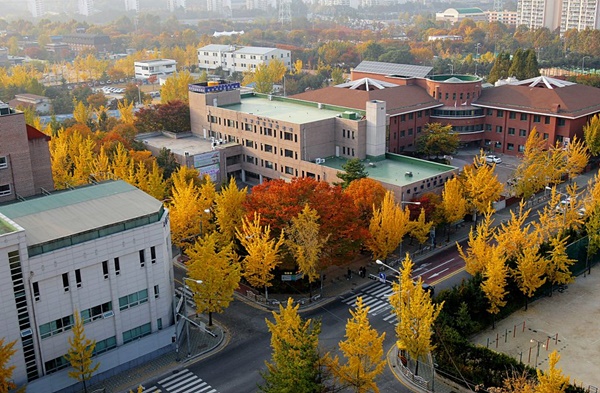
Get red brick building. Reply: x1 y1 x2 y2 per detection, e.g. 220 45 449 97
0 102 54 203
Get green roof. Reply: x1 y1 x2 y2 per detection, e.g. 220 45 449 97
0 216 17 235
457 7 484 14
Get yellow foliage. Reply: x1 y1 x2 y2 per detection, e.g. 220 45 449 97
512 246 547 301
441 176 468 224
410 208 434 246
0 338 17 393
535 351 570 393
65 312 100 388
367 191 411 261
461 152 503 215
495 201 538 261
214 177 248 244
481 246 508 316
545 236 575 288
457 211 494 275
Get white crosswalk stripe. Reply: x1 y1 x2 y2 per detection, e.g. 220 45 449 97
156 369 219 393
142 386 161 392
341 282 398 324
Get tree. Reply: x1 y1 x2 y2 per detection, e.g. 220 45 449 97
344 177 387 224
243 59 287 94
336 158 368 188
160 70 196 104
512 247 547 310
508 48 527 80
286 204 329 298
409 208 433 247
481 246 508 328
156 147 179 179
488 52 512 84
461 153 503 219
457 211 495 276
389 255 443 376
535 351 570 393
186 233 241 326
73 100 92 126
523 49 541 79
545 236 575 296
327 297 386 393
563 136 589 181
236 212 285 300
514 129 553 199
440 176 468 240
367 191 411 261
261 298 323 393
169 167 203 249
583 114 600 156
117 99 135 126
214 177 247 244
134 101 191 133
495 201 538 261
65 312 99 393
416 123 459 159
0 338 17 393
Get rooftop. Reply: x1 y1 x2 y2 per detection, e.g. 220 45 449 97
353 61 433 79
135 59 177 65
323 154 457 187
0 215 17 236
234 46 282 55
0 181 163 247
428 74 482 83
139 133 219 156
222 94 360 124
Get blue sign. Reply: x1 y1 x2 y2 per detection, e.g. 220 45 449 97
378 272 386 283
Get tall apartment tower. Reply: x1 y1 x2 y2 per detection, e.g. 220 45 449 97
78 0 94 15
168 0 186 11
560 0 600 31
517 0 562 29
27 0 45 17
207 0 232 15
125 0 140 12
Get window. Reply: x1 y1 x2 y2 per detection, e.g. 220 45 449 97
265 161 274 169
62 273 69 292
284 166 294 175
139 250 145 268
352 131 355 139
543 133 549 140
93 336 116 355
75 269 82 288
39 315 74 339
0 184 11 196
102 261 108 279
150 247 156 264
508 128 515 135
119 289 149 311
400 130 405 137
496 126 503 133
408 128 413 135
518 145 525 152
33 282 40 301
486 124 492 131
519 129 527 137
154 284 160 298
264 144 273 153
284 149 294 158
533 115 541 123
114 258 120 275
497 110 504 117
408 113 414 120
81 302 112 324
509 112 516 119
400 115 406 121
342 129 345 138
487 109 493 116
123 322 152 344
245 155 256 164
521 113 528 121
45 356 69 374
557 118 565 126
283 132 293 141
417 126 422 134
545 116 550 124
507 143 514 151
157 318 163 330
417 111 422 118
0 156 7 169
245 140 254 148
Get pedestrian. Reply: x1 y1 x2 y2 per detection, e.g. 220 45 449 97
347 268 352 279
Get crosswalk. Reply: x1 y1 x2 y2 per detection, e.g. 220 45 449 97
142 369 218 393
341 281 398 325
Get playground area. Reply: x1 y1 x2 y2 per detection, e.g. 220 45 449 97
472 273 600 392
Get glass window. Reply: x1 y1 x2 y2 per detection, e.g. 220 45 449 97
520 113 528 121
0 156 7 169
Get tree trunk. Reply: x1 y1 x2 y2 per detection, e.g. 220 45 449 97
209 311 213 326
415 359 420 376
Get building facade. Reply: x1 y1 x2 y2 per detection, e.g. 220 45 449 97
560 0 600 31
486 9 519 25
78 0 94 16
134 59 177 80
27 0 45 17
435 7 488 24
8 94 52 115
515 0 599 31
0 181 173 392
197 45 291 74
0 102 54 204
63 34 111 54
124 0 139 12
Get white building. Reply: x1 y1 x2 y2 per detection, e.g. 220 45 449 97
27 0 45 17
134 59 177 80
207 0 232 16
78 0 94 16
517 0 562 30
197 45 291 74
124 0 139 12
0 181 174 392
560 0 600 31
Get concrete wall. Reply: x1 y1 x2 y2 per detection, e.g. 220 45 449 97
0 112 35 201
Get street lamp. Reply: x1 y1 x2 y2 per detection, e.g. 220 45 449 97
447 63 454 75
376 259 401 275
582 56 591 74
475 43 481 76
199 208 211 238
401 201 421 208
181 277 203 357
530 338 545 367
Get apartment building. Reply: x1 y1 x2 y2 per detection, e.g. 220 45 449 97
560 0 600 31
63 34 111 54
78 0 94 16
0 180 174 392
197 45 291 74
134 59 177 80
486 9 519 25
516 0 598 31
0 102 54 204
168 0 186 11
27 0 45 17
124 0 139 12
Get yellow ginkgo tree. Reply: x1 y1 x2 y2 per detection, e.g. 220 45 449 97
236 212 285 300
481 246 508 329
0 338 17 393
214 177 247 244
367 191 411 261
457 211 495 276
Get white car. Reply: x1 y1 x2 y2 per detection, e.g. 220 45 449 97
485 155 502 164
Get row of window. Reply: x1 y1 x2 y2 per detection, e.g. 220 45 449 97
212 115 296 136
392 127 421 140
44 335 118 374
0 156 7 169
123 322 152 344
486 109 567 126
436 91 478 101
119 289 149 311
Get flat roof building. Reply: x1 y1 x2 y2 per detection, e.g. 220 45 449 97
134 59 177 80
197 45 291 75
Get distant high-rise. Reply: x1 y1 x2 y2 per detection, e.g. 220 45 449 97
207 0 232 15
517 0 599 31
28 0 45 18
78 0 94 16
168 0 186 11
125 0 139 12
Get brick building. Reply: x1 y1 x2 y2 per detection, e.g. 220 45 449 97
0 102 54 203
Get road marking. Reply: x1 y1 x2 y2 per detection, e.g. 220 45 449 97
156 369 219 393
430 266 466 286
428 268 449 279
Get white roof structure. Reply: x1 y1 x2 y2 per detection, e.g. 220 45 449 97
353 61 433 78
510 75 576 89
234 46 282 55
335 78 399 91
199 44 236 52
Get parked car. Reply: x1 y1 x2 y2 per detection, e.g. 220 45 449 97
485 155 502 164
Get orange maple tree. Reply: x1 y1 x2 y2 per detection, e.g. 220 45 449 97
244 177 366 266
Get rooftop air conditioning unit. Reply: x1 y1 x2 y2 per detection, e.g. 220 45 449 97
184 151 190 156
318 103 323 109
405 171 413 177
316 158 325 164
368 162 376 167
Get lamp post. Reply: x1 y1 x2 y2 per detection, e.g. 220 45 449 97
475 43 481 75
582 56 591 74
530 338 545 367
376 259 401 276
199 208 211 238
447 63 454 75
182 277 203 357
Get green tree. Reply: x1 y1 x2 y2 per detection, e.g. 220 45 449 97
156 147 179 179
416 123 459 159
583 114 600 156
367 191 411 261
65 312 99 393
327 297 386 393
523 49 541 79
261 298 323 393
389 255 443 376
488 52 512 84
508 48 527 79
186 233 241 326
336 158 368 188
0 338 17 393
